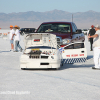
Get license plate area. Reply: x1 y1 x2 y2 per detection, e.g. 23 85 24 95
34 39 40 42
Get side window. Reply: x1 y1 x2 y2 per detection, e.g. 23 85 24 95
64 43 84 49
74 43 84 49
73 23 77 30
71 23 76 32
64 44 74 49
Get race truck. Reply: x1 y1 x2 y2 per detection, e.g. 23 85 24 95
20 33 62 70
36 22 87 63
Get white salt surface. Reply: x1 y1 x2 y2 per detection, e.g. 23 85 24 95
0 34 100 100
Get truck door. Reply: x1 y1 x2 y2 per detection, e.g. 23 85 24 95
62 42 87 64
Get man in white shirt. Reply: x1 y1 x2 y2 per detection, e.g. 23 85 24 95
9 25 15 51
88 25 100 70
14 25 22 52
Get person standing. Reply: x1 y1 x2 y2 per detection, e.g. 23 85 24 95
88 25 100 70
14 25 23 52
88 25 96 51
9 25 15 51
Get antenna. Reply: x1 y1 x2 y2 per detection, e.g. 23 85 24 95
72 14 73 22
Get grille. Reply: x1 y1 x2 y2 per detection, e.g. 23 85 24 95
29 56 39 59
57 38 60 42
57 37 61 45
41 56 48 59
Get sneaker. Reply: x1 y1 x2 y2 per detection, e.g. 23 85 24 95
92 67 100 70
10 49 14 52
20 49 23 52
14 50 18 52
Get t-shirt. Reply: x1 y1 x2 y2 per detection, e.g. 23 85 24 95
89 28 96 36
14 29 20 41
93 30 100 47
9 29 15 40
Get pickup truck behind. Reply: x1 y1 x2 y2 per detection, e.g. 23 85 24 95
36 22 85 47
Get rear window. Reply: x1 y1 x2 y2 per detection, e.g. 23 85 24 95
37 23 71 33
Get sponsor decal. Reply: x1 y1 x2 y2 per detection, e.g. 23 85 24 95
66 54 84 57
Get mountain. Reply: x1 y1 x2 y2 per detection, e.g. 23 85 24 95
0 9 100 29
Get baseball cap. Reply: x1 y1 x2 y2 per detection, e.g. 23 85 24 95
91 25 94 28
95 25 100 29
10 25 13 28
14 25 18 28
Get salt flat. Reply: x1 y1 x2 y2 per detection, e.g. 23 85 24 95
0 34 100 100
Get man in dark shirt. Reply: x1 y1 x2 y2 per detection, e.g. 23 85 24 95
88 25 96 51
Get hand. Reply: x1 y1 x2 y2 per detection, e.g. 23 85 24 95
88 36 91 39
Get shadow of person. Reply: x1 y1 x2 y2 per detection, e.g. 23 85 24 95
0 51 11 53
59 63 94 70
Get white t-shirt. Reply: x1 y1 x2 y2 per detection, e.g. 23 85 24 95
9 29 15 40
93 30 100 47
14 29 21 41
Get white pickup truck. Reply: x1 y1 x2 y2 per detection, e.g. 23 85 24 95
20 33 62 70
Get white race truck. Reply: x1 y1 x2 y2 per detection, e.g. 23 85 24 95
20 33 62 70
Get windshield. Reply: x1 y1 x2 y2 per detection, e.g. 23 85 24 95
37 23 71 33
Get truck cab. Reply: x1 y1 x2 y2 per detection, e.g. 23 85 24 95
36 22 85 47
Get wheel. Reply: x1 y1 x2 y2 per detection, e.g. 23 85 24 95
60 63 63 67
21 68 25 70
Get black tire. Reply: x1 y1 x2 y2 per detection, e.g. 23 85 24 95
21 68 25 70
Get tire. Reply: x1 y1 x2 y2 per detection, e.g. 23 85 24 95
21 68 25 70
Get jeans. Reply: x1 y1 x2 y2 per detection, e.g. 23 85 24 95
90 38 93 50
15 40 22 51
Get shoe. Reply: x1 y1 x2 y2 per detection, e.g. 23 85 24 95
14 51 18 52
90 50 93 51
10 49 13 51
20 49 23 52
92 67 100 70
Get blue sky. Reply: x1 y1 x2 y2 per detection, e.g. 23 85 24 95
0 0 100 13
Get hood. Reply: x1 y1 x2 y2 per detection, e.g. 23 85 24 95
24 33 57 49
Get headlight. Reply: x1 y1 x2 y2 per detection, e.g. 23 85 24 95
62 39 71 44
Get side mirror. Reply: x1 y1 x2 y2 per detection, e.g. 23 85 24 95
76 29 82 33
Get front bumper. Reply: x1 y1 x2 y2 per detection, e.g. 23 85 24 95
20 58 61 69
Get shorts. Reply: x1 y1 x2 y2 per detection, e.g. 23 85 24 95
10 40 14 44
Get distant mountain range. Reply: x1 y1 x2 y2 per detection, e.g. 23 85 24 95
0 9 100 29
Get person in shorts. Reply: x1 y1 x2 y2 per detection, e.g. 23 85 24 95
9 25 15 51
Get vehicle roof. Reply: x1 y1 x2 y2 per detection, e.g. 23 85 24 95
41 21 74 24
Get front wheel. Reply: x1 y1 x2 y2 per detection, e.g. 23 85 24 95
21 68 25 70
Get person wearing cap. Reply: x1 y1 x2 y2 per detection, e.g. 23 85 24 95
14 25 23 52
9 25 15 51
88 25 100 70
88 25 96 51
